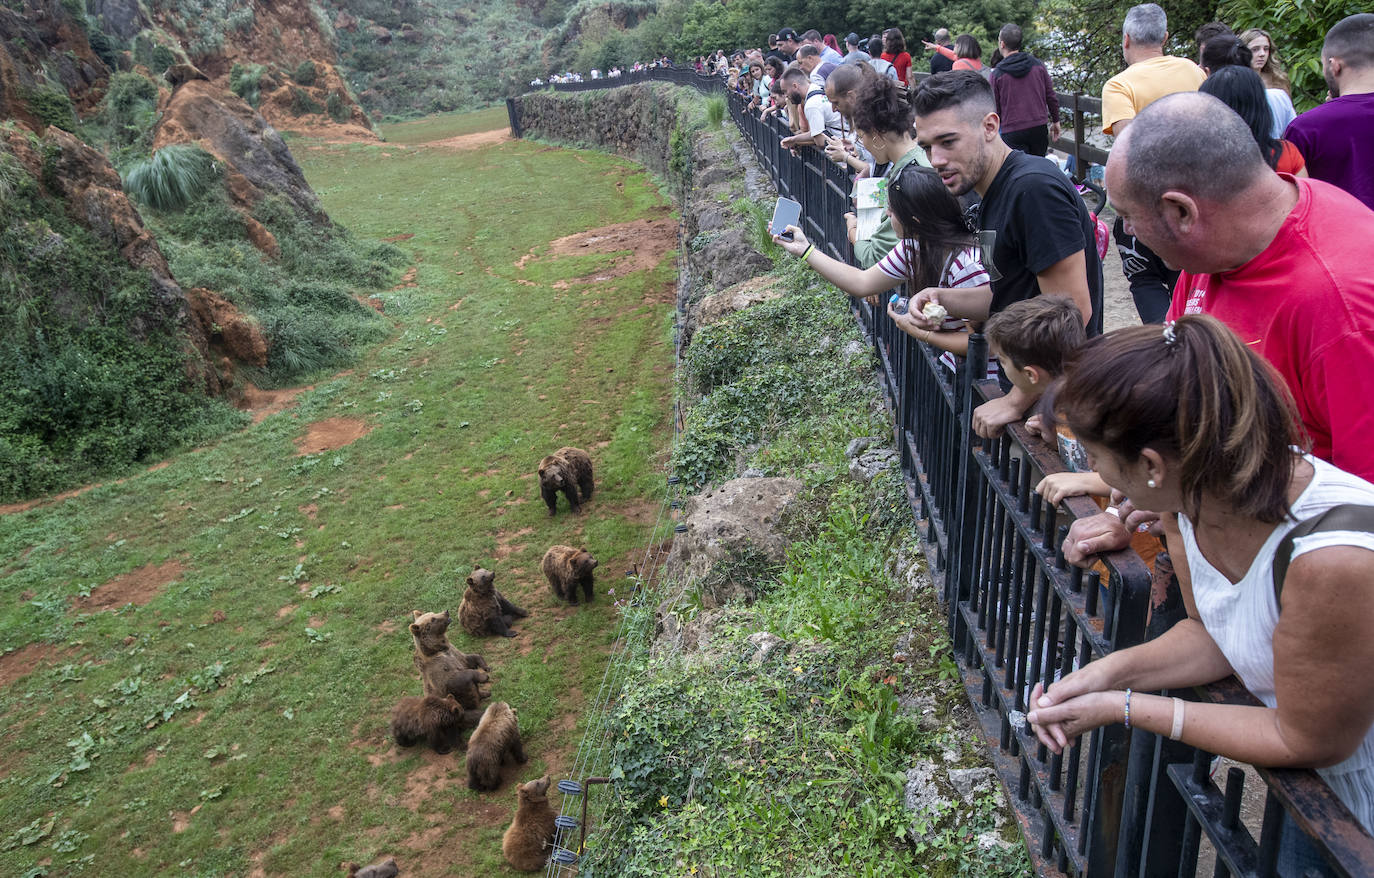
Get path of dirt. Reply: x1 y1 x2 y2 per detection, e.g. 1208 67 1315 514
76 559 188 612
426 129 512 151
239 383 311 424
0 642 77 689
515 216 677 288
295 417 373 455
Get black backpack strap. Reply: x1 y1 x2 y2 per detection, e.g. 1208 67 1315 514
1272 504 1374 610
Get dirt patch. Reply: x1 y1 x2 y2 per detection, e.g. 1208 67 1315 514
295 417 372 455
0 643 76 689
426 128 512 151
514 217 676 286
76 559 187 612
495 527 535 561
382 233 415 243
238 383 309 424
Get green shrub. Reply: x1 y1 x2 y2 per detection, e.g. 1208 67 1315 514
289 87 324 116
704 95 725 128
326 91 349 123
25 87 77 131
150 44 177 73
87 29 122 69
229 62 266 106
121 144 218 212
97 73 161 168
105 71 159 114
292 60 317 86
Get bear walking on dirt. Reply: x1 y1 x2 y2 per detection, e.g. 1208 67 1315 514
466 701 527 791
538 447 594 516
502 775 558 871
458 568 528 638
390 694 482 754
410 610 492 706
542 546 598 605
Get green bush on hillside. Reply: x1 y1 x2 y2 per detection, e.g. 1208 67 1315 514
289 87 325 116
150 43 177 73
293 60 318 86
122 144 218 212
25 87 77 131
98 72 161 166
229 62 267 107
326 91 349 123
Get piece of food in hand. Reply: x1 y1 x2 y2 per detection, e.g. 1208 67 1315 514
921 302 948 322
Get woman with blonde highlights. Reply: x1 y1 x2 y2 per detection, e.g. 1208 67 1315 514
1027 316 1374 854
1241 27 1291 94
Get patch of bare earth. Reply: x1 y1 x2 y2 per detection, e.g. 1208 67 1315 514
238 383 309 424
75 559 188 612
514 216 676 286
295 417 372 455
425 128 512 151
0 643 76 688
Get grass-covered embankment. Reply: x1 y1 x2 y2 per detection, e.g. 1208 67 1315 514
0 112 677 876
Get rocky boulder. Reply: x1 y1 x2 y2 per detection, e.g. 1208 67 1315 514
684 275 785 343
687 227 772 294
154 78 325 223
0 0 109 120
664 477 802 607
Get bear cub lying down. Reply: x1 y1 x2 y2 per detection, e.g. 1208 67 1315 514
390 694 482 754
538 447 594 516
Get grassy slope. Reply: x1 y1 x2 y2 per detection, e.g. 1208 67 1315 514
0 113 676 876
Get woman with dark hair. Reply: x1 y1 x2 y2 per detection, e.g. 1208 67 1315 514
881 28 913 85
1027 314 1374 867
1199 66 1306 176
771 162 990 365
1200 35 1296 138
925 33 983 73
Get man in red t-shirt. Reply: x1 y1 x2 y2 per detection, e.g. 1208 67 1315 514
1063 90 1374 562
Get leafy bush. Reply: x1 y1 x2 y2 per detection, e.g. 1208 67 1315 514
326 91 350 123
704 95 725 128
150 44 177 73
292 60 318 86
25 87 76 131
289 87 325 116
229 62 267 106
98 72 161 164
122 144 218 212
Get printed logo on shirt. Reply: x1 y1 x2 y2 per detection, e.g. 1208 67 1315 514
1182 285 1206 315
975 229 1002 282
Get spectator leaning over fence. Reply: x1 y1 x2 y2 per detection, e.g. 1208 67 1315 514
1028 313 1374 864
778 67 843 151
775 28 801 60
795 45 835 90
882 28 913 85
839 75 933 268
1285 14 1374 212
866 38 899 81
929 28 955 74
771 163 990 363
1102 2 1206 325
925 34 984 74
1061 91 1374 567
802 29 845 66
822 63 872 170
907 71 1103 435
843 33 871 65
1200 35 1297 139
1199 66 1306 176
990 24 1061 156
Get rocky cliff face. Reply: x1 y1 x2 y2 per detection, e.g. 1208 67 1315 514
0 0 108 125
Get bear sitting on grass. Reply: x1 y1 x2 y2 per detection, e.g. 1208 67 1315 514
390 694 481 754
538 447 593 516
466 701 527 791
458 568 528 638
410 610 491 707
542 546 598 605
502 774 558 871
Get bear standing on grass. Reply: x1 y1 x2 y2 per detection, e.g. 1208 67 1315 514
466 701 527 791
502 775 558 871
458 568 528 638
542 545 598 605
410 610 491 707
538 447 594 516
390 694 480 754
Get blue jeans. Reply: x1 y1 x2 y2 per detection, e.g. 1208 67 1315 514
1278 816 1338 878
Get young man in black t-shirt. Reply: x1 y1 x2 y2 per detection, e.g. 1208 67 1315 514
907 71 1104 438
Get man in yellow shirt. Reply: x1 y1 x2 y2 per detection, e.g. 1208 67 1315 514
1101 3 1206 323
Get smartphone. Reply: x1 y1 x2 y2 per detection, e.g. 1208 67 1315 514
769 196 802 238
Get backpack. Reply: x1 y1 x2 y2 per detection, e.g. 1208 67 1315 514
1271 504 1374 610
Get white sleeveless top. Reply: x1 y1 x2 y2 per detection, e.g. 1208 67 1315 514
1179 454 1374 832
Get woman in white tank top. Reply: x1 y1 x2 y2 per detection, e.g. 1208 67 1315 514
1022 315 1374 841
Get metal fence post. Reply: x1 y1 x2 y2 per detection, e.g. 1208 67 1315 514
947 333 987 649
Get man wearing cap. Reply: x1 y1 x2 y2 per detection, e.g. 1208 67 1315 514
775 28 801 60
843 33 871 64
765 35 789 64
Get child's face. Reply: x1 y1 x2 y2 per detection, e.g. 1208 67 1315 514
989 344 1042 396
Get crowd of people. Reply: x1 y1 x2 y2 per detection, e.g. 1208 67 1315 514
752 8 1374 864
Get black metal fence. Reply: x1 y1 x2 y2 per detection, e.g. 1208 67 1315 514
507 71 1374 877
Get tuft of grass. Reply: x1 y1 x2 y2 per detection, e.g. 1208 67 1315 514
704 95 726 128
121 145 219 212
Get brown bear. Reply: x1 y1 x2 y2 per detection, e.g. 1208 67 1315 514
538 446 594 516
458 568 528 638
466 701 527 791
346 858 398 878
542 546 599 605
390 694 481 754
410 610 492 705
502 774 558 871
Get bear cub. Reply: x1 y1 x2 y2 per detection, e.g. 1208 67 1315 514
542 546 598 605
502 774 558 871
538 447 594 516
390 694 481 754
466 701 527 791
410 610 491 707
458 568 528 638
346 858 398 878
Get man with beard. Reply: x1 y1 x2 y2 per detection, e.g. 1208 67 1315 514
906 71 1102 438
779 66 842 151
1285 14 1374 210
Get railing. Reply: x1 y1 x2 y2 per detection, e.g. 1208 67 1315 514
507 72 1374 878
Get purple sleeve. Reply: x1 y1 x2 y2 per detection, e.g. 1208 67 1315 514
1041 66 1059 120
